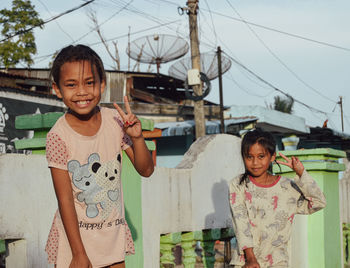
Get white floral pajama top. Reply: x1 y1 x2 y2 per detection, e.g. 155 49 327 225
229 170 326 267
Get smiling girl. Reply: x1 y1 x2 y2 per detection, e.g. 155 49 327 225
45 44 154 268
229 129 326 268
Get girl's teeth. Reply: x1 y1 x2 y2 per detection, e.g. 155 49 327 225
78 101 88 104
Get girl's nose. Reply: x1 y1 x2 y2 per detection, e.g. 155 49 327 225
77 84 88 95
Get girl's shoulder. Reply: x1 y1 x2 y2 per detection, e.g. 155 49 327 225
100 106 122 118
47 113 66 136
100 107 124 130
229 175 246 191
229 174 242 184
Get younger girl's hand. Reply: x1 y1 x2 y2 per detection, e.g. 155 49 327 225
113 96 142 139
243 259 260 268
276 152 304 177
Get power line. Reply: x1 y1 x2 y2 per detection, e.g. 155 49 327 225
200 7 350 53
32 19 181 64
227 70 274 98
72 0 134 44
202 0 218 46
89 19 180 45
224 0 337 104
36 0 75 42
222 51 330 116
0 0 95 43
146 0 350 52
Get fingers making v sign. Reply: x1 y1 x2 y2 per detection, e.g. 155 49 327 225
113 96 142 139
276 152 304 177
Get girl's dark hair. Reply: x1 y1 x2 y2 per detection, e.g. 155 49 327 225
50 44 106 87
239 129 277 185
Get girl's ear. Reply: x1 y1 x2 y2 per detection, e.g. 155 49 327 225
52 82 63 99
100 79 106 94
271 152 276 162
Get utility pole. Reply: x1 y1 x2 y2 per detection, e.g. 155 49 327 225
339 96 344 132
187 0 205 138
217 46 224 133
128 26 131 71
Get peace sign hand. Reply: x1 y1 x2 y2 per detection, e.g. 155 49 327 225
276 152 304 177
113 96 142 139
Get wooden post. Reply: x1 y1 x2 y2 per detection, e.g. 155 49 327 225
187 0 205 138
339 96 344 132
217 46 225 134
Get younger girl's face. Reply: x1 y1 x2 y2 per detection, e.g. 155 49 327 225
244 142 276 178
53 60 105 116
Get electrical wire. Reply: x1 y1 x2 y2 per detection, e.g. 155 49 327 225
32 19 181 64
146 0 350 52
227 70 274 98
72 0 134 44
202 0 218 46
200 7 350 53
0 0 95 43
35 0 75 42
222 50 330 116
224 0 337 104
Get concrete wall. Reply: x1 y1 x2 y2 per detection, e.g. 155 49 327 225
0 154 56 268
1 134 332 267
141 134 244 267
340 158 350 223
0 134 243 267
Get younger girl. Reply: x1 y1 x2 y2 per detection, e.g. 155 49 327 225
45 44 154 268
229 129 326 268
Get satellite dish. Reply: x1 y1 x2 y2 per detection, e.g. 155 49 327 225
127 34 189 73
168 52 232 81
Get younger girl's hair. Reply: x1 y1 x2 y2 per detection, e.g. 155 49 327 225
50 44 106 87
239 129 277 185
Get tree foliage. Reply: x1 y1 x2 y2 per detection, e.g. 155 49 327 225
0 0 43 68
269 95 294 114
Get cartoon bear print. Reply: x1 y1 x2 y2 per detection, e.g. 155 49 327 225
68 153 102 218
90 154 122 220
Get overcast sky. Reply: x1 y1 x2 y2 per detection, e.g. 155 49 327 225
3 0 350 133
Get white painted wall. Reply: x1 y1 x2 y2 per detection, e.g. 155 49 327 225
0 154 56 268
0 134 310 268
141 134 245 267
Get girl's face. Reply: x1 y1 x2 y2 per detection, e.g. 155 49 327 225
53 60 105 116
243 142 276 178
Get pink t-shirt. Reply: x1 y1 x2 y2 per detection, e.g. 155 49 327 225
45 107 135 267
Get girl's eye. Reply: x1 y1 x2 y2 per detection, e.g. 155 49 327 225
258 155 265 159
66 83 75 88
86 80 95 86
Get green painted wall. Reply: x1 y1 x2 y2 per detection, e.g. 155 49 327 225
122 151 144 267
274 148 345 268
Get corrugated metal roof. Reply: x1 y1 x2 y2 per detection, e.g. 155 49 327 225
155 116 257 136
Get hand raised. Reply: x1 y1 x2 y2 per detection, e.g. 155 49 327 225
276 152 304 177
113 96 142 139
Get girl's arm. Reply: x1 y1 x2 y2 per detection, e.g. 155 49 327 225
50 167 92 268
292 169 326 214
277 153 326 214
229 179 256 265
124 137 154 177
114 96 154 177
